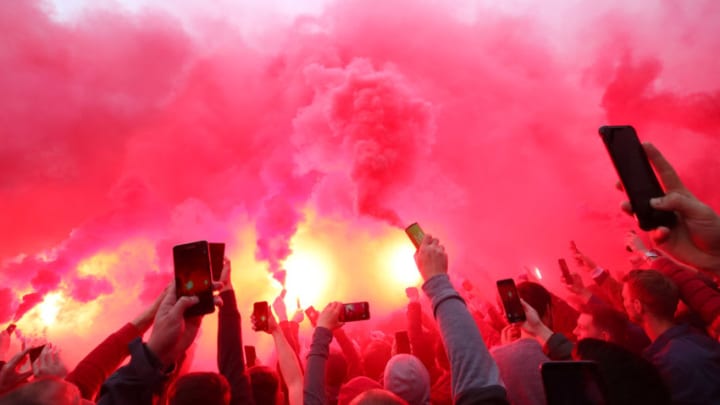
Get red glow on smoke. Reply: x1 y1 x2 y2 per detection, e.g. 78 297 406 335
1 0 719 371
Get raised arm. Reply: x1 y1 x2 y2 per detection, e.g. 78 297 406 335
303 302 343 405
415 235 508 405
217 258 255 405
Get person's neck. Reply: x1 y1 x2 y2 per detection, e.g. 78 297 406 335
643 316 676 342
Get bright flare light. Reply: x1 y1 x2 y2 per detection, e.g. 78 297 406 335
388 243 422 287
38 292 64 327
282 249 332 309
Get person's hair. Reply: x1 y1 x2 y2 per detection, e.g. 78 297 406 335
517 282 552 319
349 388 409 405
249 365 280 405
362 340 392 381
0 376 81 405
167 372 230 405
574 338 671 405
580 304 628 343
623 270 679 319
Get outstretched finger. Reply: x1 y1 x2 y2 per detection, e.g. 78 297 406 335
644 143 686 192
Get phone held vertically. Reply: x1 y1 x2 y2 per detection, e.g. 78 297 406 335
253 301 270 332
244 345 257 368
339 302 370 322
173 241 215 317
305 306 320 324
558 258 572 284
599 125 676 231
209 242 226 282
497 279 526 324
405 223 425 249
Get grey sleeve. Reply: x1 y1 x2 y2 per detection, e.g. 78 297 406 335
423 275 508 404
303 327 333 405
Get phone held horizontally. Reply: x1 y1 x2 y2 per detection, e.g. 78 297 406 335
599 125 676 231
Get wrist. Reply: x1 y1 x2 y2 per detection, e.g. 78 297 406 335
145 341 173 368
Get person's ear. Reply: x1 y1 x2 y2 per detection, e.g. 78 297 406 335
633 299 643 316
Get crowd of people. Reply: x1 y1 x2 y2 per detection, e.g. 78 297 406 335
2 142 720 405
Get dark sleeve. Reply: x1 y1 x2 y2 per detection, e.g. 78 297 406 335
218 290 255 405
543 333 574 360
66 322 142 400
96 338 169 405
333 328 363 379
303 327 333 405
423 275 509 405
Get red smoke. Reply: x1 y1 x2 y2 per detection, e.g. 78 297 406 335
1 0 718 369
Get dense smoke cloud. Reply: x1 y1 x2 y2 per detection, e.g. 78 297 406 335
1 0 718 369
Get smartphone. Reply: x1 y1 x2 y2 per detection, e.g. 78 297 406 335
244 345 257 368
305 306 319 325
253 301 270 332
599 125 676 231
497 279 526 323
173 241 215 317
405 223 425 249
395 331 411 354
28 345 46 363
541 361 608 405
5 324 16 334
209 242 226 282
339 302 370 322
558 258 572 284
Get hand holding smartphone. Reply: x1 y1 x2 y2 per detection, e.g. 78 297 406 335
252 302 270 332
173 241 215 317
339 302 370 322
599 125 676 231
305 306 320 326
497 279 526 323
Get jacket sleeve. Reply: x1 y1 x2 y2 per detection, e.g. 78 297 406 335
218 289 255 405
303 327 333 405
543 333 574 360
66 322 142 400
423 275 509 405
651 257 720 336
96 338 169 405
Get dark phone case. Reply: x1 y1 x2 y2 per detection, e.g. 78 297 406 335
497 279 526 323
244 345 257 367
28 345 45 362
558 259 572 283
209 243 225 282
253 302 269 332
541 361 608 405
599 125 676 231
395 331 411 354
173 241 215 317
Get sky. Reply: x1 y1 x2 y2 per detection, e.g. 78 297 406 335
1 0 719 371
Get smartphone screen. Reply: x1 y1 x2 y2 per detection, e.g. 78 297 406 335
253 301 269 332
405 223 425 249
244 345 257 368
28 345 46 363
305 306 319 325
497 279 526 323
339 302 370 322
558 258 572 284
395 331 411 354
541 361 608 405
599 125 676 231
209 242 226 282
173 241 215 317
